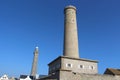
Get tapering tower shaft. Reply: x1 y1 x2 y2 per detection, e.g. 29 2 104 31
63 5 79 58
31 47 39 77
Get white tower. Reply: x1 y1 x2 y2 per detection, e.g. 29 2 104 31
31 47 39 77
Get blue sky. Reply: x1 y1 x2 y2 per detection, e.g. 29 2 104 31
0 0 120 77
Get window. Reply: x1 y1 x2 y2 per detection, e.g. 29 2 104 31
79 65 84 69
53 67 55 70
56 64 60 68
49 68 52 72
89 66 94 70
66 63 72 68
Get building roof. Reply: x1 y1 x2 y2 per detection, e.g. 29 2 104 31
104 68 120 76
20 75 34 79
48 56 98 65
0 74 9 80
39 75 48 79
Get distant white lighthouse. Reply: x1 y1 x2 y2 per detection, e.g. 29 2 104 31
31 47 39 77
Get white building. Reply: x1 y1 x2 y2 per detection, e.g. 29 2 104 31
19 75 33 80
0 74 9 80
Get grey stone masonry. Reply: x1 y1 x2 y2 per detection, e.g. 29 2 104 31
48 56 98 75
39 69 120 80
59 70 120 80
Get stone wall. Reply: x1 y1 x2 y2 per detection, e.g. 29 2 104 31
39 71 59 80
48 57 61 74
60 70 120 80
39 70 120 80
61 57 98 74
48 56 98 75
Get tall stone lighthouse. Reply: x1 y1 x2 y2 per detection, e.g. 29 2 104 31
47 5 97 78
39 5 120 80
40 5 98 80
31 47 39 77
63 5 79 58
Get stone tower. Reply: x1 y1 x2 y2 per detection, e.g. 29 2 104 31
47 5 97 77
31 47 39 77
39 5 120 80
63 5 79 58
